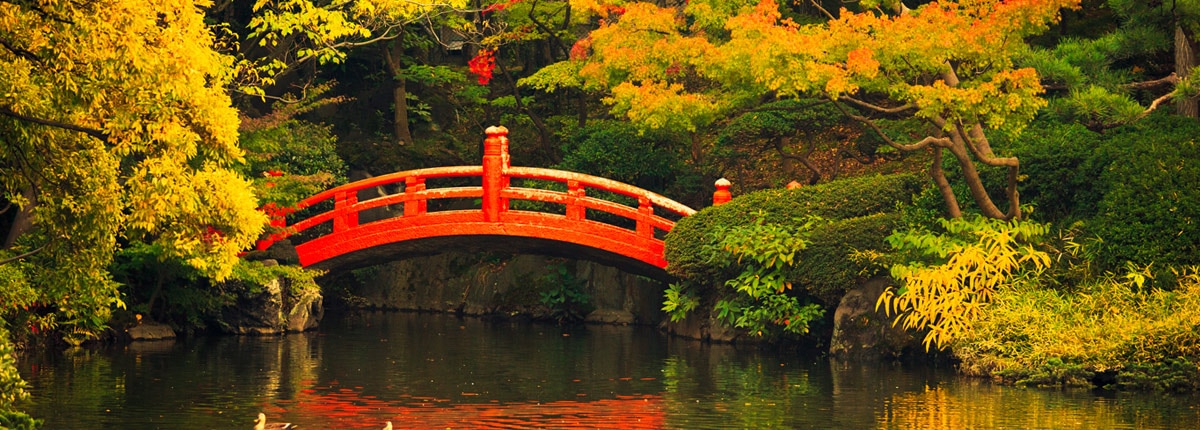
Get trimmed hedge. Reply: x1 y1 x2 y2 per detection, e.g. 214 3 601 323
665 173 924 302
1090 115 1200 271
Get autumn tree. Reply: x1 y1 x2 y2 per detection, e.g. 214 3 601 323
0 0 266 340
528 0 1088 220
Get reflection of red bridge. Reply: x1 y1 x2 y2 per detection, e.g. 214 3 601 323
255 126 707 278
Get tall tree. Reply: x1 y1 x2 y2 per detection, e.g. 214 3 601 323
0 0 266 337
528 0 1083 219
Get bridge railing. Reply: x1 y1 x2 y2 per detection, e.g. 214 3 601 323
255 126 697 251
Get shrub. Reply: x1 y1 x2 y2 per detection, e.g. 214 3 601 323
1088 114 1200 272
955 266 1200 390
665 172 924 299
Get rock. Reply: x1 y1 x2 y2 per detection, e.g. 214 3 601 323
126 322 176 341
585 309 635 325
221 275 324 335
659 312 745 343
829 277 917 360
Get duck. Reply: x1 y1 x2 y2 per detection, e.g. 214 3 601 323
254 412 297 430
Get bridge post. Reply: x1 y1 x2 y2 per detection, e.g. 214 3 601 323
713 178 732 206
482 126 509 221
404 176 427 216
636 196 653 238
333 190 358 232
566 180 585 220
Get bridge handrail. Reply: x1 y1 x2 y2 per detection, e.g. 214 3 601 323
505 167 696 217
256 127 700 254
294 166 483 210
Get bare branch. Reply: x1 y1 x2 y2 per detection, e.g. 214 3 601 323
841 95 915 114
831 100 949 151
0 243 47 266
1124 72 1180 90
1135 91 1177 121
954 122 1017 167
0 36 40 63
809 0 835 20
0 105 108 142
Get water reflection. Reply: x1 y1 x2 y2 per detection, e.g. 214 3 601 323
17 312 1200 429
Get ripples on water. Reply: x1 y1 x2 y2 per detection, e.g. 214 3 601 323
18 311 1200 429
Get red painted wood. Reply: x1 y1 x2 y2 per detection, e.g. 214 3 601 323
255 126 700 271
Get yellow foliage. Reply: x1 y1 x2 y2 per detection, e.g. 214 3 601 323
0 0 266 331
877 217 1050 350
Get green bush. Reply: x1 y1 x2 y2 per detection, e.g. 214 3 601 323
1088 114 1200 271
665 172 924 301
994 120 1104 221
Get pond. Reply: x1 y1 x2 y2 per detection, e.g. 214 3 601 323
18 311 1200 429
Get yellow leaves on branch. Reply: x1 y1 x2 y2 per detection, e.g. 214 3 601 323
877 217 1051 351
1 0 266 279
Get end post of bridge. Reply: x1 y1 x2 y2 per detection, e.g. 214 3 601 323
482 126 510 221
713 178 732 206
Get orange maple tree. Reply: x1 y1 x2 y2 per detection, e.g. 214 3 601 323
527 0 1083 219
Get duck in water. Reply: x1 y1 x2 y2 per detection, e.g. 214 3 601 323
254 412 297 430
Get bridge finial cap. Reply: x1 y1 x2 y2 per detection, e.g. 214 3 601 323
715 178 731 187
485 125 509 137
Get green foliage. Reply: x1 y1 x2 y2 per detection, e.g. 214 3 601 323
666 173 924 296
956 267 1200 391
664 174 921 336
661 283 699 322
879 216 1051 350
537 262 593 323
706 216 825 336
715 99 843 149
989 120 1104 221
0 326 36 429
556 120 690 193
1089 114 1200 272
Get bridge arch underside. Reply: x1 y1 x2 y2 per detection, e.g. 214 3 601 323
295 211 674 281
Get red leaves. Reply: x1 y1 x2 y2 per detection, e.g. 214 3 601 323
570 37 592 61
468 49 497 85
482 0 522 15
202 225 226 245
264 169 284 177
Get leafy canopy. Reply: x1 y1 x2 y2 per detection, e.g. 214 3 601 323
0 0 266 335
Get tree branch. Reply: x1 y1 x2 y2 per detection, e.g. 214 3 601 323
0 243 47 266
1124 72 1180 90
841 95 915 114
831 100 949 151
809 0 835 20
0 106 108 142
0 35 41 63
1135 91 1177 121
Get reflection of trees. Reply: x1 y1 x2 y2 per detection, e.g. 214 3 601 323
876 383 1200 430
659 343 827 428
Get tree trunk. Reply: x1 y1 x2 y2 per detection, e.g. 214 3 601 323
384 40 414 145
1176 25 1198 118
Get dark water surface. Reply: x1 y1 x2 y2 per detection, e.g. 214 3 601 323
18 311 1200 429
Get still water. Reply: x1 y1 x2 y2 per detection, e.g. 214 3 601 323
18 311 1200 429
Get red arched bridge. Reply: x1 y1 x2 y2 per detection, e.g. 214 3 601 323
254 126 730 279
